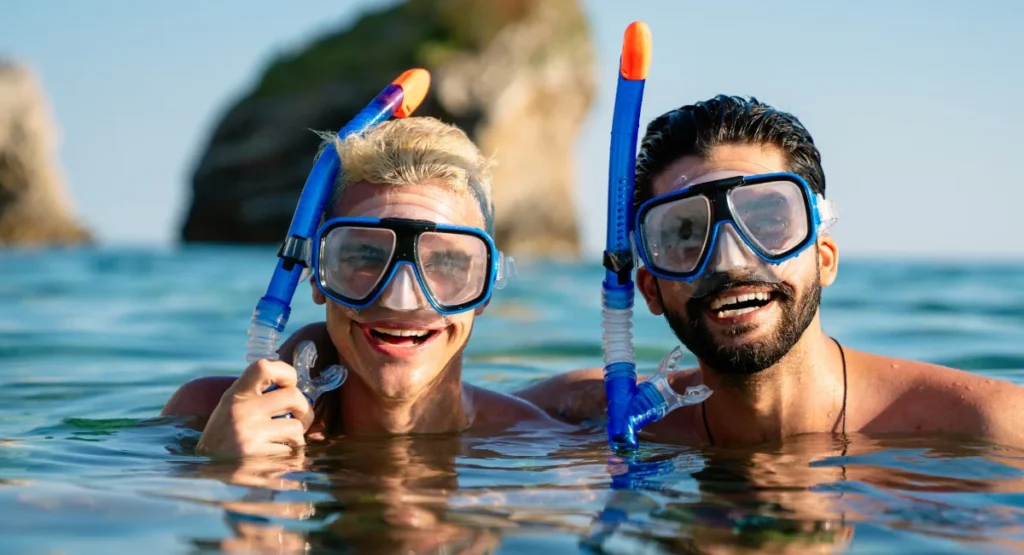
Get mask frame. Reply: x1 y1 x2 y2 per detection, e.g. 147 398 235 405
633 172 836 282
311 216 513 315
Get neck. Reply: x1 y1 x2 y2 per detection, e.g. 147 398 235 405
699 315 844 446
338 354 470 436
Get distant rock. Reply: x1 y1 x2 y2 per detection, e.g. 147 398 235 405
181 0 594 258
0 61 92 246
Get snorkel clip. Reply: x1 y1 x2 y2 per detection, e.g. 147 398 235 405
602 249 634 286
276 234 312 272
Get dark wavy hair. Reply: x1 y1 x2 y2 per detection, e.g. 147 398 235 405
634 95 826 211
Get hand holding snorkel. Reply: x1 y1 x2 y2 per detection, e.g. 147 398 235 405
601 22 712 452
246 68 431 412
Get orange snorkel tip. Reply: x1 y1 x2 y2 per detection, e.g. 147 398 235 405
619 21 652 81
391 68 431 118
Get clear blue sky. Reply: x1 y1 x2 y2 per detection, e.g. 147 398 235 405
2 0 1022 259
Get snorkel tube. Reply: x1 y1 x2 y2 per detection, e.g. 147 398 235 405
245 68 431 366
601 23 711 452
601 22 652 451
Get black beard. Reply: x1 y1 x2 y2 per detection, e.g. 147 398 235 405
661 269 821 379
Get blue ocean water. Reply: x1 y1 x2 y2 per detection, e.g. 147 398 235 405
2 246 1024 554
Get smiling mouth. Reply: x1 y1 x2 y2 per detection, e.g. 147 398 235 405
368 327 440 346
707 291 776 319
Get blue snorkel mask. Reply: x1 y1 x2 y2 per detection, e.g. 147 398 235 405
634 171 838 300
311 216 515 317
246 69 431 409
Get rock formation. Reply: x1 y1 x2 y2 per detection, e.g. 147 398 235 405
0 61 93 246
181 0 594 258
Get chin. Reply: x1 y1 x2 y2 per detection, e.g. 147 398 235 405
375 382 425 401
713 314 780 338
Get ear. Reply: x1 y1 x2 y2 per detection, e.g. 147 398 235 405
636 267 665 316
817 233 839 287
310 276 327 305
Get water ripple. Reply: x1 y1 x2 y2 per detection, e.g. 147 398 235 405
2 248 1024 552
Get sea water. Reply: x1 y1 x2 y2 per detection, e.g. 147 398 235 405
2 245 1024 553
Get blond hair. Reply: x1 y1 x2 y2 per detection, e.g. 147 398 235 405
322 116 495 234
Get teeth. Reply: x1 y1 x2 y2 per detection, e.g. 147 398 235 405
709 291 771 310
371 327 429 338
716 306 759 318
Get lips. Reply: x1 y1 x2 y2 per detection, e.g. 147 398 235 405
370 327 433 343
357 322 444 358
703 286 777 323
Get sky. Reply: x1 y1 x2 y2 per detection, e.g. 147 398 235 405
2 0 1022 259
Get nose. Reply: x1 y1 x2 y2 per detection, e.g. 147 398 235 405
378 263 428 312
706 222 760 272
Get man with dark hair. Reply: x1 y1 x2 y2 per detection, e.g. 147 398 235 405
516 94 1024 448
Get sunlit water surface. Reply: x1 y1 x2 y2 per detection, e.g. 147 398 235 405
3 246 1024 554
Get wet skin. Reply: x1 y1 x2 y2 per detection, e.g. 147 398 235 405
161 181 566 456
514 144 1024 450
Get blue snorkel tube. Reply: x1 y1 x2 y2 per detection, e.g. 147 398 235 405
245 69 431 399
601 21 651 451
601 23 711 452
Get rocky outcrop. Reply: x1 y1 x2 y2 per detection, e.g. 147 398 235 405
0 61 92 246
181 0 594 257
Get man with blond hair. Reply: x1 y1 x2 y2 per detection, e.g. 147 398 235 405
162 116 564 456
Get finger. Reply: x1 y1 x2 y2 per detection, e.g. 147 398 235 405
233 359 298 394
263 418 306 448
258 386 313 425
240 441 296 458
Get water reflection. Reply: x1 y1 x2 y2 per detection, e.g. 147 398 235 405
584 435 851 554
180 427 604 553
170 430 1024 554
585 433 1024 554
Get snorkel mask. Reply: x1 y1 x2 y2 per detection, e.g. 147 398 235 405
311 216 515 322
634 171 838 301
246 69 431 410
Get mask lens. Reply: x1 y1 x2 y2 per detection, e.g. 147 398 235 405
321 226 396 301
417 231 489 308
729 180 809 257
642 195 712 274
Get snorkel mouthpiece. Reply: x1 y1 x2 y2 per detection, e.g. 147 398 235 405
601 23 713 452
269 341 347 419
246 69 430 402
291 340 346 406
624 348 712 435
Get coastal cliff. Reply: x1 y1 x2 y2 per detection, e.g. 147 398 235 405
180 0 594 257
0 61 93 246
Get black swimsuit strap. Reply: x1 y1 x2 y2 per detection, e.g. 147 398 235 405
701 338 848 447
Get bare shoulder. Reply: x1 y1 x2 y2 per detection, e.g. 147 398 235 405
850 347 1024 446
512 367 607 424
160 376 236 419
160 322 334 421
512 365 704 425
468 385 574 430
853 348 1017 394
